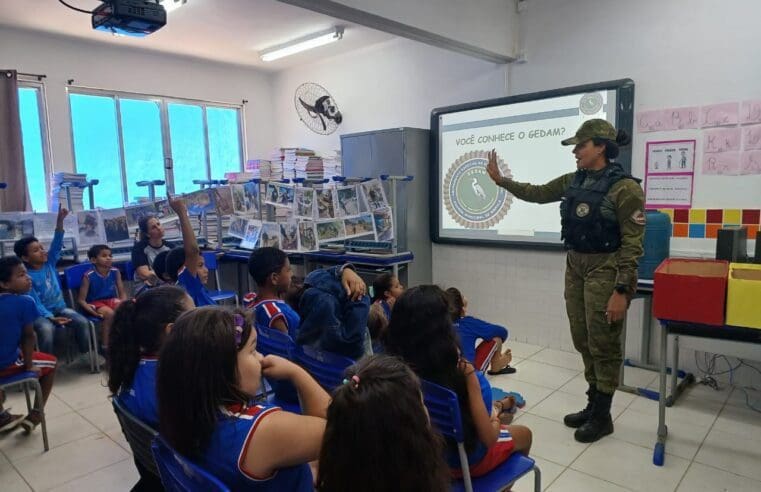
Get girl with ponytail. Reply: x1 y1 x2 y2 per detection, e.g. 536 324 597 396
108 284 194 426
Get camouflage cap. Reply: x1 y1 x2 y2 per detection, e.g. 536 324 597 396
561 119 617 146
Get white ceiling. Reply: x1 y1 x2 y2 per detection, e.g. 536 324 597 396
0 0 394 71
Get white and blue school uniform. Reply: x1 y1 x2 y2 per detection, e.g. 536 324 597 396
117 356 159 428
176 266 215 307
85 268 119 303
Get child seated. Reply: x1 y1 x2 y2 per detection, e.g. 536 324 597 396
370 273 404 323
317 354 449 491
383 285 532 479
367 304 388 354
447 287 515 375
246 247 300 338
77 244 127 351
14 207 91 357
108 285 193 490
164 194 215 307
151 250 171 283
157 307 329 491
0 257 57 433
296 264 370 359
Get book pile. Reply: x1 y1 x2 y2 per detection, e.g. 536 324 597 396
323 150 342 179
50 172 88 211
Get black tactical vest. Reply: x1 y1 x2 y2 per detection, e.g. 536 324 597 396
559 163 634 253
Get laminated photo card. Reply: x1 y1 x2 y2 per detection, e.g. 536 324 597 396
101 208 130 243
336 185 360 217
240 220 263 250
279 222 299 252
77 210 106 247
316 219 346 243
228 215 249 239
343 213 376 239
298 221 318 252
315 187 337 219
360 179 388 211
185 189 216 216
125 204 157 229
0 212 35 241
294 187 316 219
259 221 281 249
153 200 178 224
265 183 295 209
372 207 394 241
212 186 235 216
231 183 261 216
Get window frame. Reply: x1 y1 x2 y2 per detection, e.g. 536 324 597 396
18 79 54 211
66 86 246 204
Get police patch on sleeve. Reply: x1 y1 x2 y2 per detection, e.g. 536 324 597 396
631 210 646 226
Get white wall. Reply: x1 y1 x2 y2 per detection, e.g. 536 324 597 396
331 0 518 57
0 26 275 175
273 37 507 155
433 0 761 379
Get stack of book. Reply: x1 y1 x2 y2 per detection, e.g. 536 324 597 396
50 172 88 211
283 148 315 180
323 150 342 180
244 159 266 180
224 171 257 183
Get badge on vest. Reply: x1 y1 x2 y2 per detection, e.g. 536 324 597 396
575 203 591 217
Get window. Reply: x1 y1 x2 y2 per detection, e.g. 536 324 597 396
68 89 244 207
17 85 51 212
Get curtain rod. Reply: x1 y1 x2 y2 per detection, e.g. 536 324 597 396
17 72 47 81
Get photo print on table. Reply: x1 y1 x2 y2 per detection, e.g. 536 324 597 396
372 207 394 241
294 187 316 219
77 210 105 246
239 220 262 250
265 183 295 209
213 186 235 216
228 215 248 239
259 221 282 249
336 185 360 217
316 218 346 243
125 204 157 229
101 208 130 243
279 222 299 252
153 200 178 224
298 221 318 252
185 189 216 216
0 212 34 241
343 213 376 239
360 179 388 211
315 187 337 219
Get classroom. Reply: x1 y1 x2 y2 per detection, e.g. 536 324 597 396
0 1 760 491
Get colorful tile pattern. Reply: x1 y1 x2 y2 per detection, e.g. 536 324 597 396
657 208 761 239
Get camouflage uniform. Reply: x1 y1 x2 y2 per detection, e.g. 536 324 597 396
495 120 645 397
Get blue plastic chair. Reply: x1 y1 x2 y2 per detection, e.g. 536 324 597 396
61 263 101 373
421 380 541 492
112 399 160 483
293 344 355 392
0 371 49 451
151 436 230 492
255 324 296 359
202 251 238 305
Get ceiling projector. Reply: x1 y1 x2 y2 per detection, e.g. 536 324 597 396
91 0 167 37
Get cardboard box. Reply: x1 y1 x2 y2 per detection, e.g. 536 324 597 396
653 258 729 326
726 263 761 329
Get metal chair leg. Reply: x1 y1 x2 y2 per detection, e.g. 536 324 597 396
89 321 100 373
533 465 542 492
24 381 32 411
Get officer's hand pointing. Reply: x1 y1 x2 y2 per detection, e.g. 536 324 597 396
486 149 503 184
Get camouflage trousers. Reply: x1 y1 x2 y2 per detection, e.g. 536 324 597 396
564 251 635 395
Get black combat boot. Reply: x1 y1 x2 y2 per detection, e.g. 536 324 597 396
563 385 596 428
574 391 614 443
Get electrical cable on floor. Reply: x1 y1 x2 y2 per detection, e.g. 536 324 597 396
694 351 761 414
58 0 95 14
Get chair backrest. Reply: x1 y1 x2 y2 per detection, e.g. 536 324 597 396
63 262 93 291
112 398 160 477
255 324 296 359
420 379 466 443
151 436 230 492
201 251 218 271
293 344 355 392
124 261 135 280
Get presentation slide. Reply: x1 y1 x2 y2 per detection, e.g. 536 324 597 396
432 81 633 247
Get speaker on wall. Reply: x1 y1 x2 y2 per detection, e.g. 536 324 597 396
716 226 748 262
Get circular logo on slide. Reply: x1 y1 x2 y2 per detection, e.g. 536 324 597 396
443 150 513 229
579 93 603 115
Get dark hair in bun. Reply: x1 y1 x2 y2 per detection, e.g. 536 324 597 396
593 129 630 160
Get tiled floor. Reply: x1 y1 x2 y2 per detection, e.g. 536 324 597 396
1 344 760 491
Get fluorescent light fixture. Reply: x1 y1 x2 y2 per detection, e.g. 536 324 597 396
260 27 344 62
158 0 187 13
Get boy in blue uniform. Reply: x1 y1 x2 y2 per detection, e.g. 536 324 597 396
14 206 91 356
0 257 57 433
164 194 215 307
246 247 300 337
77 244 127 351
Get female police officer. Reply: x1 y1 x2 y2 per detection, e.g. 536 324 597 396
486 119 645 443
